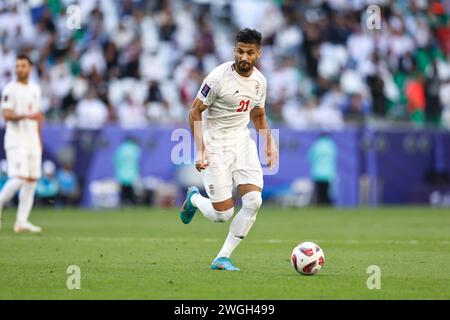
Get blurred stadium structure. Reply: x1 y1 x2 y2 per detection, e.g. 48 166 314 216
1 0 450 208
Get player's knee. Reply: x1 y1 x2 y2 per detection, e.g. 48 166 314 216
212 207 234 222
242 191 262 212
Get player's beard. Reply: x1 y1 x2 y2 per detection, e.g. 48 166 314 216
16 73 29 83
236 60 253 73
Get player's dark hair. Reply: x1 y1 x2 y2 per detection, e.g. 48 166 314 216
235 28 262 47
17 54 33 65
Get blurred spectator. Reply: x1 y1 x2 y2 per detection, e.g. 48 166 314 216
56 162 80 206
80 43 107 76
269 56 300 103
433 2 450 54
440 77 450 129
158 4 177 42
0 0 449 130
117 93 148 129
113 136 141 206
340 93 371 124
36 160 59 206
307 133 337 205
112 20 135 50
367 70 387 117
405 73 426 125
424 59 443 125
75 88 109 129
146 79 176 123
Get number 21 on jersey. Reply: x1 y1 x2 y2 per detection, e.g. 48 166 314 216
236 99 250 112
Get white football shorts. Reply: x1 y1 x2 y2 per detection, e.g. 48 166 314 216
6 148 42 179
202 136 263 203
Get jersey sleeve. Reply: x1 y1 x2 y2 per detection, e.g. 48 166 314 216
1 84 14 110
196 74 220 107
254 78 267 108
35 86 42 112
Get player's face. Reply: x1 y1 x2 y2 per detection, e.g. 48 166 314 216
234 42 261 74
15 59 31 81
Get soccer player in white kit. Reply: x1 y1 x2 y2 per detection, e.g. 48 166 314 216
180 29 278 270
0 54 43 233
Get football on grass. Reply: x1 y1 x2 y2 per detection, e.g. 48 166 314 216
291 242 325 275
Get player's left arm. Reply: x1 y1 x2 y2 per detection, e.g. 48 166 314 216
250 107 278 168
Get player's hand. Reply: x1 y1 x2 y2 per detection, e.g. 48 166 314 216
195 149 209 172
266 142 278 169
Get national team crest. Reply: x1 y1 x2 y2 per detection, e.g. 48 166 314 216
208 184 215 195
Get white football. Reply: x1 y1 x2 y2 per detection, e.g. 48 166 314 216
291 241 325 275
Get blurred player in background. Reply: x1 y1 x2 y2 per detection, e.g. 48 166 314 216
180 29 277 271
0 54 43 233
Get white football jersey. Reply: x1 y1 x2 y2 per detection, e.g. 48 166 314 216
1 81 42 154
196 61 267 146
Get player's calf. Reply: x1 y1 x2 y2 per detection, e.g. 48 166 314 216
215 191 262 260
233 191 262 238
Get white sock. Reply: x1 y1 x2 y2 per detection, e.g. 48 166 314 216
191 193 234 222
16 181 37 225
0 178 23 209
216 191 262 259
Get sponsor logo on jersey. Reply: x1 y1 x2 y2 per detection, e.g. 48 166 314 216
208 184 215 195
3 95 8 102
201 84 211 97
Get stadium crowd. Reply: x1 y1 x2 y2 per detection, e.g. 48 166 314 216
1 0 450 130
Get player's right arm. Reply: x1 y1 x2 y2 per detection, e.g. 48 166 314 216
189 98 209 172
190 72 220 172
1 85 23 122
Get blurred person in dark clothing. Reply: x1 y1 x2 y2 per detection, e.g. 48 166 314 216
341 93 371 124
424 60 443 125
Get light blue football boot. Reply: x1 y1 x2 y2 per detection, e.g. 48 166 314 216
179 186 200 224
210 257 240 271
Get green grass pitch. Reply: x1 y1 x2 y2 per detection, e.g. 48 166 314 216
0 206 449 299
